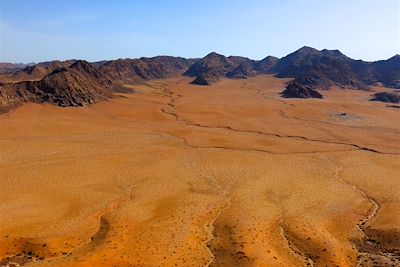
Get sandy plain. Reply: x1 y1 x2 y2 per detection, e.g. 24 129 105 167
0 75 399 266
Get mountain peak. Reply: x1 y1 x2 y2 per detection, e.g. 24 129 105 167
203 52 226 59
69 60 94 70
296 46 319 54
70 59 90 66
183 52 231 77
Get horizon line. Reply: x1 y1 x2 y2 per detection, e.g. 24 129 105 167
1 46 399 65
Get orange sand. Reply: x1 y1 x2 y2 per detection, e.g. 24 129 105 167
0 75 399 266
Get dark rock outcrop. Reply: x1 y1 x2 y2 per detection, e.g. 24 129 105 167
190 73 218 85
281 81 323 99
370 92 400 103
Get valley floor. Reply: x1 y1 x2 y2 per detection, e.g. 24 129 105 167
0 75 399 266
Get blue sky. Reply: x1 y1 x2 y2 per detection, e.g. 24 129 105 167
0 0 399 63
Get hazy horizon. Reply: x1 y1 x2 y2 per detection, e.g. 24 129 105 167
1 0 399 63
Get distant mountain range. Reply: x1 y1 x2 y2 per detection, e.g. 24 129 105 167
184 47 400 90
0 46 399 111
0 62 35 74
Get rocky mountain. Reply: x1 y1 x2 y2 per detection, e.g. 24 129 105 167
0 56 195 84
274 47 367 90
99 56 196 83
184 52 238 79
184 47 399 89
296 57 367 90
274 47 348 73
0 60 112 110
276 47 400 91
271 47 400 98
184 52 272 85
0 56 195 111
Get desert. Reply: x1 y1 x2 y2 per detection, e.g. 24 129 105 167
1 61 399 266
1 1 399 266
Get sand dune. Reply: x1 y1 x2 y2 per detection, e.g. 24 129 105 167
0 75 399 266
